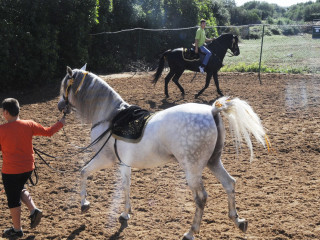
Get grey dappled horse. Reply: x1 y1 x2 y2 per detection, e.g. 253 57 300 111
58 67 267 240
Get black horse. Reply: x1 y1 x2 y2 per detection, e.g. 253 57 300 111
153 33 240 98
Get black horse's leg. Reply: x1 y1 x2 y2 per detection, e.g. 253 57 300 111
164 70 175 98
213 71 224 96
172 70 185 97
195 72 213 98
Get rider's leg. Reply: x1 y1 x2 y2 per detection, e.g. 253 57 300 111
200 46 212 68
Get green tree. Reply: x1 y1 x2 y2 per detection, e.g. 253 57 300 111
0 0 59 90
56 0 98 71
112 0 135 30
0 0 98 91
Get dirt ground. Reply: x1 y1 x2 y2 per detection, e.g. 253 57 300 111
0 72 319 240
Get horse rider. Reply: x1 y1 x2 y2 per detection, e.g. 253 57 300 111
195 19 215 73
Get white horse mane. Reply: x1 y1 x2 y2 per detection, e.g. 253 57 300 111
61 69 128 124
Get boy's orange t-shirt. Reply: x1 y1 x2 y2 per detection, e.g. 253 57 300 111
0 119 63 174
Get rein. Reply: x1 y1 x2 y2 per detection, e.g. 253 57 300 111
208 37 237 63
29 147 68 186
32 72 133 180
34 113 132 182
62 71 131 167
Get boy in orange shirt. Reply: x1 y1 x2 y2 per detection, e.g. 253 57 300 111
0 98 65 238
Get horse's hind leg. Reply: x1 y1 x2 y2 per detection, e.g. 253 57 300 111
172 70 185 97
183 173 208 240
207 159 248 233
164 70 175 98
213 72 223 96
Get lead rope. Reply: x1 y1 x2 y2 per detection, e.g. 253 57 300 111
32 123 114 181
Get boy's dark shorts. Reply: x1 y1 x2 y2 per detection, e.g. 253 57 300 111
2 171 32 208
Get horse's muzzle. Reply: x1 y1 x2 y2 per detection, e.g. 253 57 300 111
58 99 71 114
233 49 240 56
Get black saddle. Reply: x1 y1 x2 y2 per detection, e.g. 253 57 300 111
112 105 154 142
182 47 205 62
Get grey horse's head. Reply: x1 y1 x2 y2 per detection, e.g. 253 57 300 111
57 66 74 114
57 65 128 124
58 64 87 114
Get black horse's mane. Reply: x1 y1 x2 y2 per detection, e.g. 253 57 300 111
207 33 233 52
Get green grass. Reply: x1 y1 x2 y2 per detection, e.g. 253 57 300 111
222 34 320 74
221 62 308 74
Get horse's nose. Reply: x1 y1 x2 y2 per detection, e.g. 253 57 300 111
58 99 66 112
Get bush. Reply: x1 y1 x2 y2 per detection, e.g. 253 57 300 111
0 0 60 90
282 26 301 35
269 26 282 35
0 0 97 92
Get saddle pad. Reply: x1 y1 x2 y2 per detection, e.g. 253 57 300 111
112 105 154 142
182 48 200 62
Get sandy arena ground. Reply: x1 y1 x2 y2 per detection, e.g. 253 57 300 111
0 72 319 240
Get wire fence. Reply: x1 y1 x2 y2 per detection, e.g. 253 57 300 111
90 24 320 74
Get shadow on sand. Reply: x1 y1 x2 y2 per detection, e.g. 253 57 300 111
66 224 86 240
108 219 129 240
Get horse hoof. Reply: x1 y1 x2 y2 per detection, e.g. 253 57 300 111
119 216 127 223
118 216 129 228
81 204 90 214
238 220 248 233
182 236 194 240
119 212 130 221
182 233 194 240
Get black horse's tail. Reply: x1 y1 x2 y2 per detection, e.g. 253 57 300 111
153 50 171 84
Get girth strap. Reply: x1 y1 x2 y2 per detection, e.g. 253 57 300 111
114 139 131 168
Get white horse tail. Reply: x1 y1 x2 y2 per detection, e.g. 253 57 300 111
212 96 269 161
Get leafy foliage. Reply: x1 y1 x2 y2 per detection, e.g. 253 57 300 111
221 62 308 74
0 0 97 91
0 0 319 91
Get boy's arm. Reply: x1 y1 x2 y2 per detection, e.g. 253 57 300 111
195 39 199 53
205 37 215 42
31 118 65 137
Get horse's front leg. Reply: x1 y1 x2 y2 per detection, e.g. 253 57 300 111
195 72 212 98
118 165 132 221
80 154 113 213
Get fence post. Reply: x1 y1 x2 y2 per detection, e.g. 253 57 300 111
137 29 141 60
258 24 265 84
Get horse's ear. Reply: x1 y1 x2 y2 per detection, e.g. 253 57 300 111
80 63 87 71
67 66 73 77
